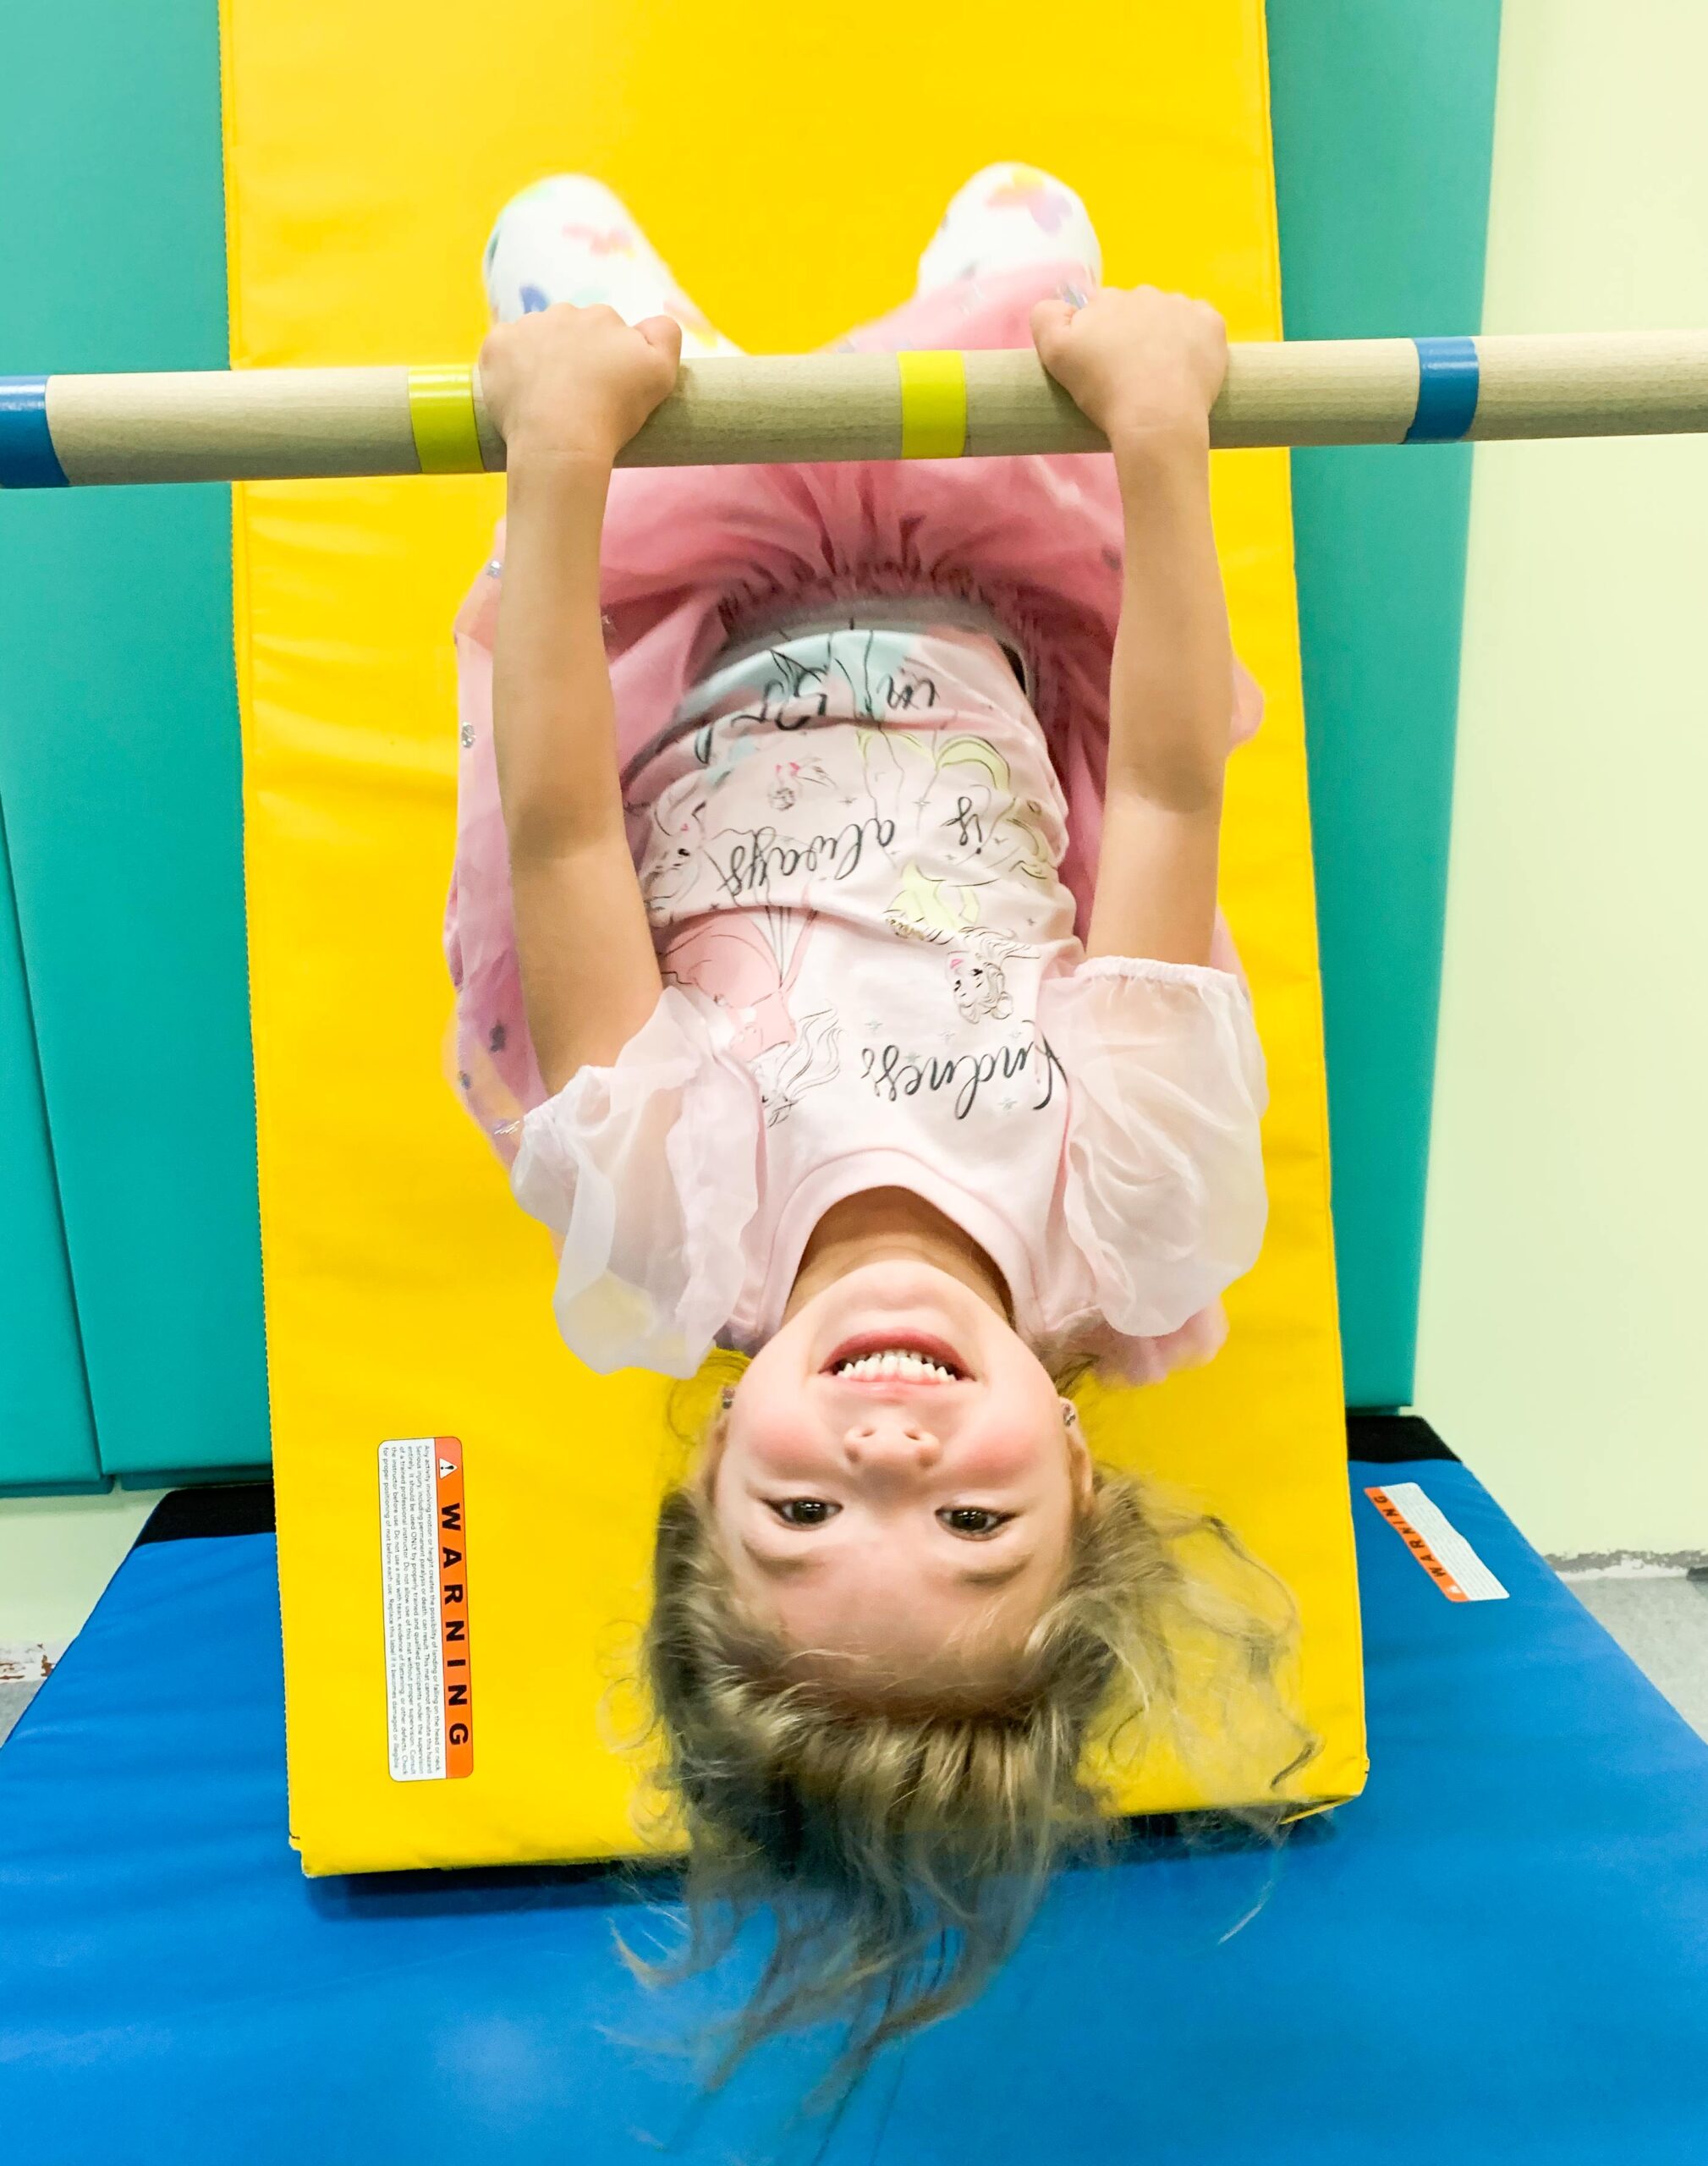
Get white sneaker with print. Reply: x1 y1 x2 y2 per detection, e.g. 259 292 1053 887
914 162 1103 296
481 173 743 355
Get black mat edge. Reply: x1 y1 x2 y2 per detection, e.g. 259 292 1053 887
135 1482 277 1544
1346 1412 1458 1464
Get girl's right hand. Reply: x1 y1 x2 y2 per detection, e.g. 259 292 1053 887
479 301 683 470
1030 284 1227 451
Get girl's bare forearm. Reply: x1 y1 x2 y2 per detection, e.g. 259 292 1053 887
1108 427 1234 812
491 450 627 855
491 449 663 1087
1080 425 1231 965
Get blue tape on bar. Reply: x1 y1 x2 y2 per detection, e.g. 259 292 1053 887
1406 338 1480 443
0 378 69 487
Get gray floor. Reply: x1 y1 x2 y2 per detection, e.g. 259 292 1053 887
0 1682 41 1749
1559 1572 1708 1740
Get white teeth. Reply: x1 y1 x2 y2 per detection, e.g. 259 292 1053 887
832 1348 958 1382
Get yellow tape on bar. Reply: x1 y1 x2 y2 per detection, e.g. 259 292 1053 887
898 350 968 459
407 366 484 474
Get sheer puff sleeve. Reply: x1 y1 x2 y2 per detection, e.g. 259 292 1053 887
1039 957 1269 1366
508 987 761 1379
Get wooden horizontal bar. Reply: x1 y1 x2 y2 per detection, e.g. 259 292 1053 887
4 332 1708 488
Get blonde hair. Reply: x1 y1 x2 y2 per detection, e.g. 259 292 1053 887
631 1372 1317 2096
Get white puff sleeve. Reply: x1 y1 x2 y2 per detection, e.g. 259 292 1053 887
508 987 761 1378
1038 958 1269 1344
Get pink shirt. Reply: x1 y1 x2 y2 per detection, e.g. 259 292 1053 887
507 607 1269 1383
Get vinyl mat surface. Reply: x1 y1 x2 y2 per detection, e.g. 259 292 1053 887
3 1456 1707 2164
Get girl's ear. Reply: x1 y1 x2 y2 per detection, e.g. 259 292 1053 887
695 1390 736 1503
1062 1399 1094 1510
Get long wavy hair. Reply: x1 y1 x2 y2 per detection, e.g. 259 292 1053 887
629 1361 1317 2097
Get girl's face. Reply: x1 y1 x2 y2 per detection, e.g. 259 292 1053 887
708 1262 1091 1691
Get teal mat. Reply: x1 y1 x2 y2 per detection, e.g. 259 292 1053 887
0 7 268 1486
1267 0 1504 1407
0 805 101 1492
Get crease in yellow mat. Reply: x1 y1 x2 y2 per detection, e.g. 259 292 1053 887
221 0 1366 1873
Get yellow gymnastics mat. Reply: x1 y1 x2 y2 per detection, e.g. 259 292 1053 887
218 0 1365 1872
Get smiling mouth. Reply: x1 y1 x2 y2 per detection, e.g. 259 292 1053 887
821 1333 969 1383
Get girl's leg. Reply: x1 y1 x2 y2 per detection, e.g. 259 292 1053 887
822 162 1101 353
913 162 1102 300
481 174 744 355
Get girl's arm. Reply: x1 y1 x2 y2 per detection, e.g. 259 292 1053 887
1031 288 1234 966
481 305 683 1091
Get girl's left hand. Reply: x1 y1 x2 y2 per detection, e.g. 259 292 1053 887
1030 284 1227 451
479 302 683 470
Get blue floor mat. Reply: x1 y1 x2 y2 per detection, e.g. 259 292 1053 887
3 1457 1707 2163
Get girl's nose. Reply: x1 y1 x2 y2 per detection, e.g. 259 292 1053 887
843 1420 942 1472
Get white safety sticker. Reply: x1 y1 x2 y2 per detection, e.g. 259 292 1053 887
1365 1481 1509 1603
378 1436 474 1779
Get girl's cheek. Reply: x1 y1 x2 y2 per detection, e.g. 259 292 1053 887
965 1405 1069 1482
733 1396 835 1481
953 1425 1039 1484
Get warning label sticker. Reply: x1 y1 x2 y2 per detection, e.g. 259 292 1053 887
379 1437 474 1780
1365 1481 1509 1603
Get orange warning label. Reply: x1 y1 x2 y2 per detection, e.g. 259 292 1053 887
1365 1482 1508 1604
379 1435 475 1780
435 1438 474 1778
1367 1486 1471 1599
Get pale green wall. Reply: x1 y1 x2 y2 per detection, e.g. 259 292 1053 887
0 1493 157 1649
1416 0 1708 1553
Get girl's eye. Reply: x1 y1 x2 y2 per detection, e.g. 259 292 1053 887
937 1506 1012 1539
770 1498 842 1528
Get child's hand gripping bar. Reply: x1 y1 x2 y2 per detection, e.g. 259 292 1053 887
5 332 1708 487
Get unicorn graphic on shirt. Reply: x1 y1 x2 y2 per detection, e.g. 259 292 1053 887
662 907 841 1125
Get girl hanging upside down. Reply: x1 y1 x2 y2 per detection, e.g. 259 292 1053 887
447 164 1312 2087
